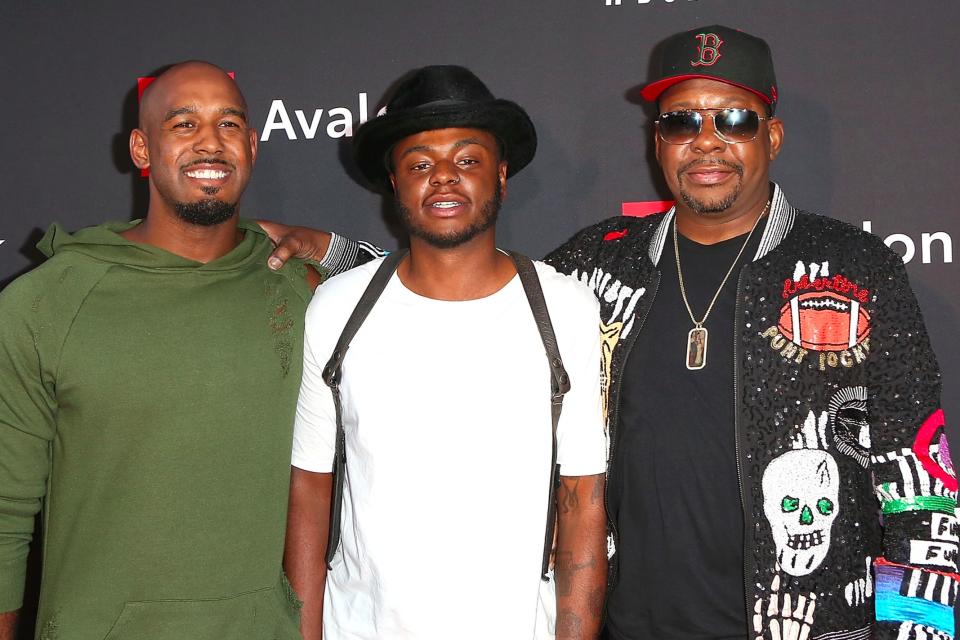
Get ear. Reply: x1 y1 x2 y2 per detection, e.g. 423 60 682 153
767 117 784 161
389 173 397 193
498 160 508 200
129 129 149 169
248 128 259 165
653 124 663 166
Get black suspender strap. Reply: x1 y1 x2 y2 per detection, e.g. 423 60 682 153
321 248 408 566
320 249 571 579
506 251 571 580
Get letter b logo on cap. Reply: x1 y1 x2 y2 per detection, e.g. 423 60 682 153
691 33 724 67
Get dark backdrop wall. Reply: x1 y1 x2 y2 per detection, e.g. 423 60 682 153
2 0 958 635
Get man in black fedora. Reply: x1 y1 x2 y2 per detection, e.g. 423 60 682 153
283 66 608 640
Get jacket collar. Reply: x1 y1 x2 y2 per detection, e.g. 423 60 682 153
648 182 797 265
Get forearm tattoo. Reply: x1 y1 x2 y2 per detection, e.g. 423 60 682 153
558 477 581 514
555 550 598 597
556 609 584 638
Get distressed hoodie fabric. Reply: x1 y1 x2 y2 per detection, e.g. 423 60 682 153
0 219 311 639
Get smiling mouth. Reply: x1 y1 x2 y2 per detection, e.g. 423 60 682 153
185 168 229 179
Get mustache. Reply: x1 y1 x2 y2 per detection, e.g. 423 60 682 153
677 158 743 179
181 158 235 171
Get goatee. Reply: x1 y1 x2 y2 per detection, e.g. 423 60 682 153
173 199 236 226
677 159 744 215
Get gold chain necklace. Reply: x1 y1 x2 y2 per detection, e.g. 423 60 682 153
674 200 770 371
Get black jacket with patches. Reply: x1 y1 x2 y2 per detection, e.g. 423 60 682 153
545 185 959 640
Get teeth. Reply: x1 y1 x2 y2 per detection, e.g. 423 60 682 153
186 169 227 179
787 530 824 550
431 201 461 208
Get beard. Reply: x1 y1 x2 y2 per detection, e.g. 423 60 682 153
395 183 502 249
173 198 236 226
677 159 744 215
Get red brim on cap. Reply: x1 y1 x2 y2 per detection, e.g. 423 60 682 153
640 74 773 105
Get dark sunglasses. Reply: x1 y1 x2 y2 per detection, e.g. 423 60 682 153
656 108 769 145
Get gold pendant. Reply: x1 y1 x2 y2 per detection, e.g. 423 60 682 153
686 326 708 370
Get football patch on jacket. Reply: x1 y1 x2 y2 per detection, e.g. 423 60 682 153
761 261 872 369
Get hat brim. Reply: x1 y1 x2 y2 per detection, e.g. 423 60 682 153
353 99 537 191
640 74 774 106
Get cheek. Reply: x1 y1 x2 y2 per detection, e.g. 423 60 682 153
735 147 766 176
659 152 683 182
658 142 683 165
157 143 188 167
393 176 426 207
234 140 255 165
741 136 771 166
472 174 499 196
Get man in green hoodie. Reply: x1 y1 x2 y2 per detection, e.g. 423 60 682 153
0 61 374 640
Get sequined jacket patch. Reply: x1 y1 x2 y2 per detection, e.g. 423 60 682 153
544 187 959 640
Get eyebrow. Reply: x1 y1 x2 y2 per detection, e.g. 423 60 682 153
162 105 247 122
163 106 197 122
399 137 489 159
220 107 247 121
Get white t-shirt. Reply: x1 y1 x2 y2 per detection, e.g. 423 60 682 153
292 256 607 640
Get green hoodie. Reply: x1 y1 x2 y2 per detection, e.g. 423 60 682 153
0 219 311 639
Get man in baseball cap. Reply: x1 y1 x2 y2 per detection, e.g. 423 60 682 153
284 65 608 640
546 24 958 640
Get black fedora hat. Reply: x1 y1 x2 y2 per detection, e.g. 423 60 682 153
353 65 537 190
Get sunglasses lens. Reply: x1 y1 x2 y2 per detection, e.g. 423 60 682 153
658 111 702 144
715 109 761 143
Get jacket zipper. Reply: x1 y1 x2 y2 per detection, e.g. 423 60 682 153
733 268 754 635
605 270 660 586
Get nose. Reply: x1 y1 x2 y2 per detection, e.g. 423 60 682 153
690 112 726 154
192 123 225 155
429 159 460 185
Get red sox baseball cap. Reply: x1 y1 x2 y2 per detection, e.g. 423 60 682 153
641 25 779 114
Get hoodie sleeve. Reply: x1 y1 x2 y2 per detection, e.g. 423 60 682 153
866 247 959 640
0 273 57 612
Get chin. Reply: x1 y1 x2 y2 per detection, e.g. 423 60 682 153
680 186 741 215
173 199 238 227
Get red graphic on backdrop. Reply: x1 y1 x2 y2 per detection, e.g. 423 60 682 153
691 33 724 67
621 200 673 217
135 72 235 177
136 77 156 177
